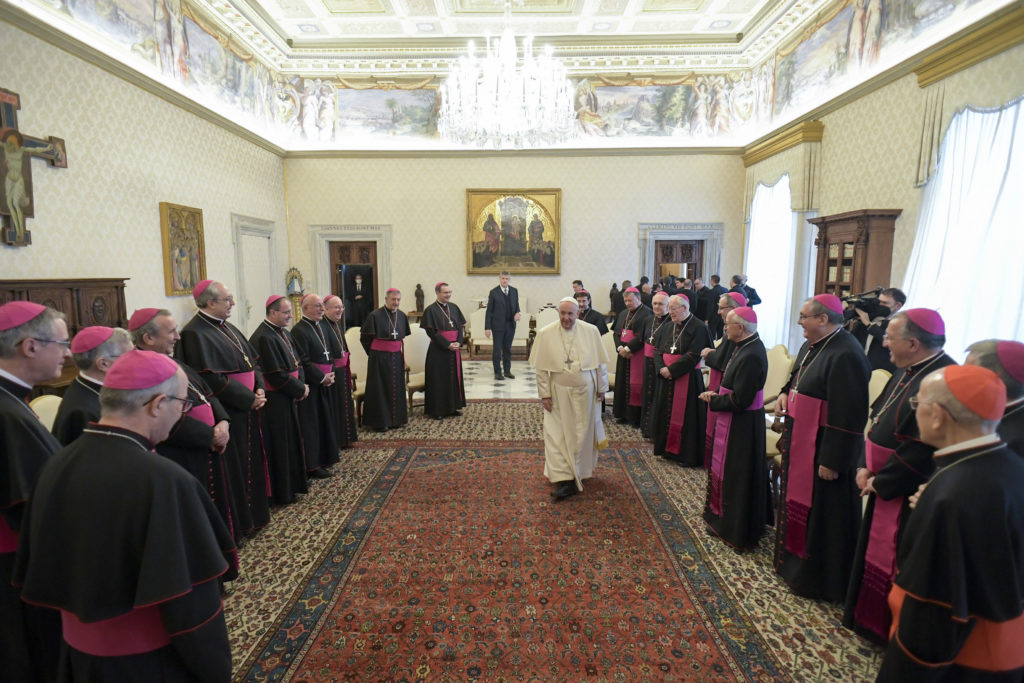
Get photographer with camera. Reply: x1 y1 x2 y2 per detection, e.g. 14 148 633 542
847 287 905 373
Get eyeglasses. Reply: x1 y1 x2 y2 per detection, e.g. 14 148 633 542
28 337 72 348
909 396 957 421
798 313 823 321
211 296 235 304
146 394 194 413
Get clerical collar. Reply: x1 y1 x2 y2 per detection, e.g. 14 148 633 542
82 423 155 451
263 319 283 331
0 367 33 391
198 310 225 325
933 433 1001 458
735 332 759 348
79 371 103 386
906 350 945 375
809 325 842 348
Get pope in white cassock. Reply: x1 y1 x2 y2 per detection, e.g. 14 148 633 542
530 297 610 500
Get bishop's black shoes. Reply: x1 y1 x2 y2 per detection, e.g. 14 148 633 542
551 481 578 501
308 468 331 479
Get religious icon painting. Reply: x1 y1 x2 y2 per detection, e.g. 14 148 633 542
466 188 560 275
159 202 207 296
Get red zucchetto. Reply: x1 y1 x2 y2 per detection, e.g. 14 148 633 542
997 340 1024 383
0 301 46 331
813 293 842 315
727 292 747 307
903 308 945 335
733 306 757 323
943 365 1006 421
192 279 213 299
128 308 161 332
104 349 179 390
70 326 114 354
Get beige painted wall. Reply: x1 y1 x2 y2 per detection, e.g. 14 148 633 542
283 154 746 315
0 22 288 324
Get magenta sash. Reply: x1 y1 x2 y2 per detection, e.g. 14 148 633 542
643 342 655 358
315 362 332 375
188 402 215 426
371 339 402 353
0 515 18 553
227 370 255 391
441 330 463 385
621 330 644 406
333 351 349 369
784 390 828 559
708 387 765 515
704 367 724 467
854 439 901 639
662 353 690 454
61 606 171 656
264 370 299 393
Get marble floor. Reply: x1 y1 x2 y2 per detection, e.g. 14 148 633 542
462 360 538 400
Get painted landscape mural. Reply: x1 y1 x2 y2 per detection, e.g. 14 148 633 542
20 0 1006 147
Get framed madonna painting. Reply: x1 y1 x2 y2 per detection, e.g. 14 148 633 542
466 188 560 275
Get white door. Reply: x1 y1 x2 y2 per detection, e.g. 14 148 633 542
233 215 277 337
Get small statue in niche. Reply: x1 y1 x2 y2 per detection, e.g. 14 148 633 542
414 284 424 312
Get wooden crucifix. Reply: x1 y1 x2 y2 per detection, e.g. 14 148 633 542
1 88 68 247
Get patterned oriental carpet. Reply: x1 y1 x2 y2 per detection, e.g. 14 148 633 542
226 402 882 681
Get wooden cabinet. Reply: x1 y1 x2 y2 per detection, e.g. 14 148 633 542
808 209 900 299
0 278 129 392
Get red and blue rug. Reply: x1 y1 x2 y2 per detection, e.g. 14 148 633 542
237 445 785 681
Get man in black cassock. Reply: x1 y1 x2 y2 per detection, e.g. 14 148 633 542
421 282 467 420
878 365 1024 681
844 309 954 643
612 287 652 428
639 292 670 439
651 294 711 466
700 291 747 466
574 289 608 336
323 295 358 448
965 339 1024 456
51 326 133 445
249 295 310 502
774 294 869 602
292 294 339 478
700 307 771 550
132 308 237 579
362 288 411 431
13 350 235 682
177 279 270 539
0 302 67 683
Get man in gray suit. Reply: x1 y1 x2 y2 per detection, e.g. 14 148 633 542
485 270 521 381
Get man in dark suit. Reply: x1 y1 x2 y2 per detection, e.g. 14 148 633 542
485 270 521 381
732 274 762 306
691 277 711 322
707 275 729 339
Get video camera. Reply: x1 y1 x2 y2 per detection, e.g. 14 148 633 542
842 287 890 322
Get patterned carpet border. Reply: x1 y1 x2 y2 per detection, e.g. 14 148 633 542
238 445 785 681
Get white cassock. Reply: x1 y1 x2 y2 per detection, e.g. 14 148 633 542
529 319 610 491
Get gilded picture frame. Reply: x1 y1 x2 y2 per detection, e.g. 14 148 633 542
467 188 560 275
159 202 207 296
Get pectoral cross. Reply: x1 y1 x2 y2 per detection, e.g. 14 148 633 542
648 335 654 343
391 329 399 339
323 349 330 361
670 345 677 354
449 320 455 327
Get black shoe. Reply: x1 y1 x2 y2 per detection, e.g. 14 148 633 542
494 374 505 381
434 414 444 420
453 410 462 416
375 426 388 433
550 481 578 500
308 468 331 479
504 372 516 379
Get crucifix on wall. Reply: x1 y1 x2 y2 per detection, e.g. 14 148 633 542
1 88 68 247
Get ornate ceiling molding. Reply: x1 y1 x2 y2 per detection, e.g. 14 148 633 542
915 3 1024 88
742 120 823 167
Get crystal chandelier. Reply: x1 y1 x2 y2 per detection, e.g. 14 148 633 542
438 16 577 150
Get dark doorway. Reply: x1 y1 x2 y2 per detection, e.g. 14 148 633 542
654 240 704 284
330 241 377 329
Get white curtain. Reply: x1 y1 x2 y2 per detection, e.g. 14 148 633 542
745 174 795 349
903 96 1024 359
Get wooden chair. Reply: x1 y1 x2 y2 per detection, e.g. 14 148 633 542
866 368 891 433
469 308 491 359
602 330 617 406
762 344 794 414
29 394 62 432
404 323 431 411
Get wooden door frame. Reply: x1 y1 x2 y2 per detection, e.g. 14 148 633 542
638 223 723 283
232 213 278 333
309 225 392 305
653 239 704 282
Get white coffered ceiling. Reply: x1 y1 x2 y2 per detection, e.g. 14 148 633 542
191 0 834 75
